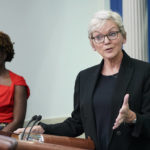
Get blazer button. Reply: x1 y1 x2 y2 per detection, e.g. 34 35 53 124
116 131 121 136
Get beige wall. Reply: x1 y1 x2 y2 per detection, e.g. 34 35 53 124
0 0 109 121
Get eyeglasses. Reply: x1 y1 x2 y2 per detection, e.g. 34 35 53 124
91 31 121 44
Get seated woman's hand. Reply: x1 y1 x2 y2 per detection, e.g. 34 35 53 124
14 125 45 134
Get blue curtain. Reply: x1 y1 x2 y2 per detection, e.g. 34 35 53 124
110 0 122 16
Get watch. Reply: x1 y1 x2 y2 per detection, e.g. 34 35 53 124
132 118 137 124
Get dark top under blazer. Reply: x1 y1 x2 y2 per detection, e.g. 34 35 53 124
40 51 150 150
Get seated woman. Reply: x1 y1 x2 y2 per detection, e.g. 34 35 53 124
0 31 30 132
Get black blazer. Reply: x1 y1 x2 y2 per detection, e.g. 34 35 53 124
40 51 150 150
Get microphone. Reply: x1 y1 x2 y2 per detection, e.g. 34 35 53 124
26 115 42 141
21 115 38 140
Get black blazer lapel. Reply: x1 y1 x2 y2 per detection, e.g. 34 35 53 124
82 60 103 147
109 51 134 142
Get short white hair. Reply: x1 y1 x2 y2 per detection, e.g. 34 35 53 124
88 10 126 39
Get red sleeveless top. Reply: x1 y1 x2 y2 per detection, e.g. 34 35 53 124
0 71 30 123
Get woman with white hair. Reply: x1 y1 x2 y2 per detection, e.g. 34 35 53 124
15 10 150 150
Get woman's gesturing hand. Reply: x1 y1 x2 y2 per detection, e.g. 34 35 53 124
113 94 136 130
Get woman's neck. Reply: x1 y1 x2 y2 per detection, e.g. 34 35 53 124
102 51 123 75
0 64 7 75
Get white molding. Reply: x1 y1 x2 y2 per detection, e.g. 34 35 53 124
123 0 148 61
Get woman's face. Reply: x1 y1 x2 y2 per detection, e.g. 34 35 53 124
91 20 126 60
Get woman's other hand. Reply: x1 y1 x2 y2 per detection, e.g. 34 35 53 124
14 125 45 134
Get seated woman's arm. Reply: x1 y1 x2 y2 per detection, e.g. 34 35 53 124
2 85 27 132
